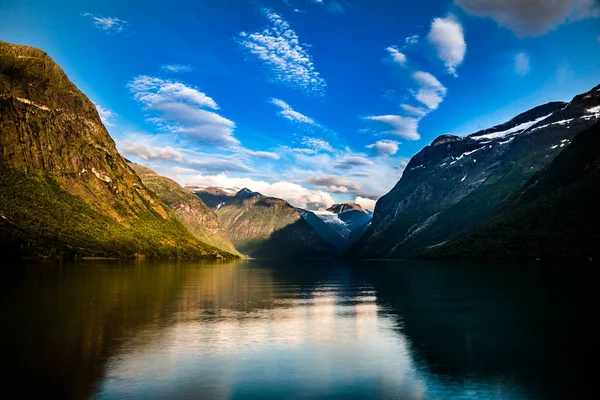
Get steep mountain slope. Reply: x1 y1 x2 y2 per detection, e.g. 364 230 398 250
298 203 372 254
128 163 239 255
195 188 333 258
185 186 234 209
0 41 236 259
297 209 348 253
327 203 372 231
348 85 600 259
427 120 600 259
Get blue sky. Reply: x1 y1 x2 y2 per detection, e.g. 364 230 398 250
2 0 600 210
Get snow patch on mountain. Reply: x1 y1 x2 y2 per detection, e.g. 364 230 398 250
471 113 552 141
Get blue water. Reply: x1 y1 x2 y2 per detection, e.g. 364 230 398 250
1 259 593 399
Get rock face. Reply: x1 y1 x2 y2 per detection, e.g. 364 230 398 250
185 186 235 209
348 85 600 259
427 120 600 259
299 203 373 254
128 164 239 255
194 188 332 258
0 41 236 259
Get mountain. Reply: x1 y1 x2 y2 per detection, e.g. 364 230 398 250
348 85 600 259
298 203 373 254
327 203 372 231
426 120 600 260
185 186 235 209
194 188 333 258
296 209 348 253
128 163 239 255
0 41 236 259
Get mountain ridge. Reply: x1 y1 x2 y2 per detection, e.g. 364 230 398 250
347 84 600 259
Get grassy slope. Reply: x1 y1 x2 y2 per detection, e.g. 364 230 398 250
216 196 333 258
129 163 240 256
427 121 600 260
0 161 236 259
0 41 237 259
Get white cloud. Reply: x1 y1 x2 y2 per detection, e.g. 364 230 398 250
355 196 377 211
120 140 184 162
365 115 420 141
455 0 600 36
366 139 400 156
428 14 466 76
238 8 326 95
386 46 407 66
288 137 334 155
304 175 361 193
161 64 193 73
271 98 316 124
405 34 420 45
400 104 428 117
177 171 335 210
119 140 254 173
244 149 281 160
81 13 127 33
514 52 531 76
128 76 238 146
93 102 116 127
412 71 447 110
334 156 374 170
350 172 370 177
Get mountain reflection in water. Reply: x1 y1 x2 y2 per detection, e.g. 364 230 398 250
1 259 594 399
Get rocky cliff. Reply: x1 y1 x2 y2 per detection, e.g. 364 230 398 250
348 85 600 258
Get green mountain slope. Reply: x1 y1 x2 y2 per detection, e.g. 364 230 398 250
196 188 333 258
0 41 236 259
128 163 239 255
427 121 600 259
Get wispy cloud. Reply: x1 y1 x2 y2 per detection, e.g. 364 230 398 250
237 8 326 95
385 46 407 66
428 14 466 76
160 64 193 73
119 140 254 173
334 156 374 170
271 98 316 124
364 115 420 141
366 139 400 156
514 52 531 76
93 102 116 127
404 34 420 45
128 76 238 146
400 104 428 117
304 175 361 193
412 71 447 110
293 136 334 154
81 13 127 33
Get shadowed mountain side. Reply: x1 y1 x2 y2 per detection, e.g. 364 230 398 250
128 164 239 256
426 121 600 260
196 188 333 258
187 186 234 209
348 85 600 259
351 261 596 399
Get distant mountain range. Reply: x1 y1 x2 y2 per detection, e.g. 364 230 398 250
298 203 372 254
1 40 598 261
194 187 333 258
0 41 236 259
348 84 600 260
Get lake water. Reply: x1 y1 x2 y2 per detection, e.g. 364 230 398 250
1 259 594 399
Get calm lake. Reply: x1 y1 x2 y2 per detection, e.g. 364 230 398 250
1 259 594 399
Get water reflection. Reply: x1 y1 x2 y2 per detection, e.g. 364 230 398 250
1 259 594 399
